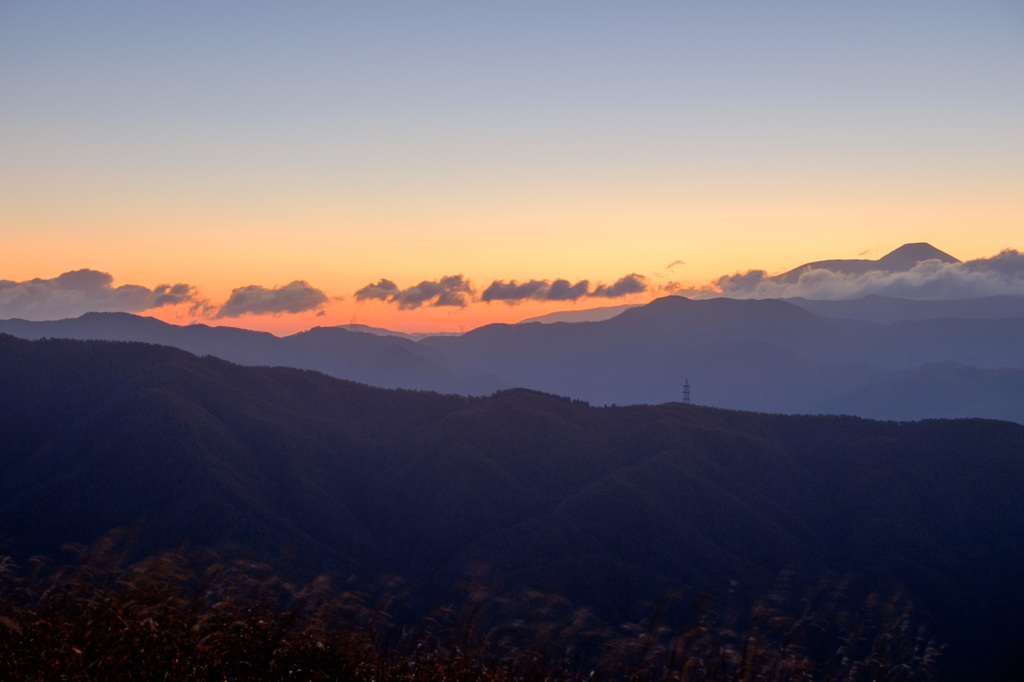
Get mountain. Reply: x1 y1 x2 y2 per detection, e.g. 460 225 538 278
421 295 1024 419
1 334 1022 679
0 312 507 395
822 362 1024 423
330 323 459 341
773 242 960 284
4 293 1024 423
785 294 1024 323
517 303 638 324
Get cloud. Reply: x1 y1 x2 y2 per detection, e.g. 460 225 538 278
0 269 206 321
708 249 1024 300
482 274 647 305
481 279 550 303
666 260 685 269
660 281 691 295
590 273 648 298
354 275 475 309
151 283 200 308
215 280 328 318
964 248 1024 278
481 278 591 304
548 278 591 301
354 279 399 301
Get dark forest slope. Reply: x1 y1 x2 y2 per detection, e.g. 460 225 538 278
1 334 1022 678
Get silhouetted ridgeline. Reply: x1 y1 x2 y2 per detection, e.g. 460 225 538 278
1 334 1023 679
4 293 1024 422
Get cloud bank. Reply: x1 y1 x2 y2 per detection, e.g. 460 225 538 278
215 280 329 318
355 275 474 309
11 249 1020 326
708 250 1024 300
482 278 587 303
0 269 205 321
481 274 647 305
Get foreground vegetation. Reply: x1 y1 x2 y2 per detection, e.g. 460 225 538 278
0 536 940 681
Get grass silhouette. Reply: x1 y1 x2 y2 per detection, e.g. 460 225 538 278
0 532 941 681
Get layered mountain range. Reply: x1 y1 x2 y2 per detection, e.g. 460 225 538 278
1 334 1022 679
4 292 1023 423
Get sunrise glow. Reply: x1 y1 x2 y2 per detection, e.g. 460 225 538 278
2 2 1021 335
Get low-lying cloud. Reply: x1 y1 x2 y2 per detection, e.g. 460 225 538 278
590 274 647 298
482 278 587 303
482 274 647 305
357 272 649 308
355 275 474 309
215 281 329 318
0 269 205 321
709 249 1024 300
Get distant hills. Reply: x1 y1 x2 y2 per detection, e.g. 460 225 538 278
4 291 1024 423
1 334 1022 680
517 303 638 324
785 294 1024 323
0 311 503 396
519 243 970 325
330 323 459 341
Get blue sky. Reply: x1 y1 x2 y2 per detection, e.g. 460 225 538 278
2 1 1022 332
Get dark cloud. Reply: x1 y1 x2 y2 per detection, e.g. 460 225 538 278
481 279 550 303
712 269 770 293
660 281 688 294
548 279 591 301
710 249 1024 300
481 275 647 305
481 278 592 304
353 275 475 309
0 269 205 321
590 273 648 298
354 279 400 301
430 275 475 308
152 283 200 308
215 280 328 318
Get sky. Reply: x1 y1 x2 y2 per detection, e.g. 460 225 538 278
1 1 1022 334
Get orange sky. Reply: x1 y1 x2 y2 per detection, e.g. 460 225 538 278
2 3 1022 335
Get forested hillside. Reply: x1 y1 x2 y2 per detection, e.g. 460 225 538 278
1 334 1022 679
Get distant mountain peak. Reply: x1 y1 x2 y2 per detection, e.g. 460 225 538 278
875 242 960 269
774 242 959 283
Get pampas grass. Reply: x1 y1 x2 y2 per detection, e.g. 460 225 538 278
0 534 940 681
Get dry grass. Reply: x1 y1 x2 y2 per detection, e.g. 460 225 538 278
0 535 941 681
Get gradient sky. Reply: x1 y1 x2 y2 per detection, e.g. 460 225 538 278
2 1 1022 333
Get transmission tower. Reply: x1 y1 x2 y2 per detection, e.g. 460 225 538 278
683 378 691 405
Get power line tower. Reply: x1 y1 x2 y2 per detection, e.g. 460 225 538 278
683 378 691 405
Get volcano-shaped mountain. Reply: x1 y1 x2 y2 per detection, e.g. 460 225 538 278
773 242 960 284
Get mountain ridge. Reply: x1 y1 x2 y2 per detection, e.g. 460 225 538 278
1 333 1023 679
3 291 1024 422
